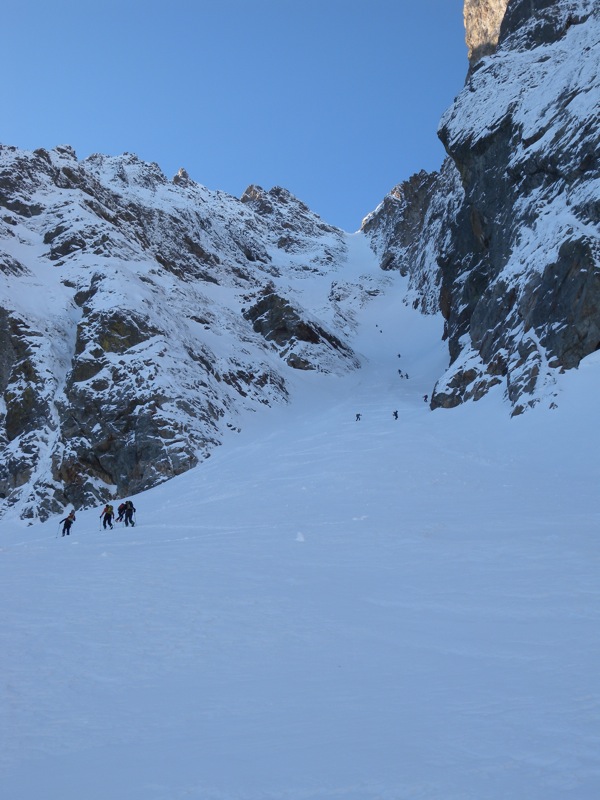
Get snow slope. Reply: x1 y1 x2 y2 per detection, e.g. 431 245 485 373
2 269 600 799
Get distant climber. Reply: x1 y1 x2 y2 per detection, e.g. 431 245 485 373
100 503 114 530
123 500 136 527
116 502 127 523
393 410 398 420
356 413 361 422
423 394 429 404
60 510 76 537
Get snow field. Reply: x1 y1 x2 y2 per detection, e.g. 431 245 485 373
2 263 600 799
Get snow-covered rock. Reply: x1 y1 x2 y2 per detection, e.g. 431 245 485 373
361 159 464 315
433 0 599 414
0 146 372 521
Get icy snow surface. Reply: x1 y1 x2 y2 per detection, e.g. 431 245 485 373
2 253 600 799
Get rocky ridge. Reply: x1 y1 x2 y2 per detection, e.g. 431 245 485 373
0 146 371 521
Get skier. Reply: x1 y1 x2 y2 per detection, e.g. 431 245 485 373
123 500 136 527
393 410 398 420
60 510 76 537
100 503 115 530
116 502 127 523
355 413 361 422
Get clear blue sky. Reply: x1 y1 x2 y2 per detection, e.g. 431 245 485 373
3 0 467 231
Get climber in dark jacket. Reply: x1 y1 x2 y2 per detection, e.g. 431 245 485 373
60 510 76 536
124 500 136 527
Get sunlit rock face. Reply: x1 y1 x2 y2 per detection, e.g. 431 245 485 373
464 0 510 64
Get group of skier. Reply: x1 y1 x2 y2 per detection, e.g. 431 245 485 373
100 500 136 530
355 396 430 422
59 500 136 537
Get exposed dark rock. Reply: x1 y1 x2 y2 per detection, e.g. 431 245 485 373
243 291 356 371
525 237 600 368
0 308 17 393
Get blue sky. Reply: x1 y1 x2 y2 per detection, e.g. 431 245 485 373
4 0 466 231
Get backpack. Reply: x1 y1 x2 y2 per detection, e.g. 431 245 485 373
105 504 113 514
118 503 126 514
125 501 133 510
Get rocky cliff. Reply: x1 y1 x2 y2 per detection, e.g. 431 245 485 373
363 0 599 415
361 159 464 315
434 0 599 413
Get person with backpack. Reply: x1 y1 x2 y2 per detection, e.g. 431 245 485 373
123 500 136 527
60 510 76 537
100 503 115 530
116 502 127 523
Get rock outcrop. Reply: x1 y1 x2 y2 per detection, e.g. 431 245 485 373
361 159 464 315
464 0 511 64
243 288 358 372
